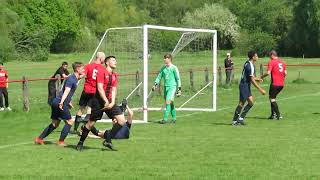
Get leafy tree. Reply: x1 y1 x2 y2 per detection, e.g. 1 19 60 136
287 0 320 57
182 3 240 49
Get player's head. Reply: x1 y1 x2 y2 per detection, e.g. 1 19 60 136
163 54 172 65
72 62 85 75
96 52 106 64
269 50 278 59
105 56 117 69
61 62 68 70
227 53 231 58
0 62 3 69
248 51 258 61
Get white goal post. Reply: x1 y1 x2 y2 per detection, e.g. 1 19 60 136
89 25 217 123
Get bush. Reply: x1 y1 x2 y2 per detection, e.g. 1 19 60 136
71 26 99 53
235 30 276 56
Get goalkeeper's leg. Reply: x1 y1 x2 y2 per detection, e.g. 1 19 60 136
170 102 176 122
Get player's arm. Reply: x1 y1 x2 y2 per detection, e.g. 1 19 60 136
106 87 117 109
174 67 182 96
152 66 164 91
97 82 109 106
6 73 8 88
250 76 265 95
59 87 71 110
261 61 272 79
126 105 133 124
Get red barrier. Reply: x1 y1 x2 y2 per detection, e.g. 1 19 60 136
1 63 320 84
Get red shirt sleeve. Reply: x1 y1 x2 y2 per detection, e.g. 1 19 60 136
96 66 105 84
113 73 118 87
267 60 273 72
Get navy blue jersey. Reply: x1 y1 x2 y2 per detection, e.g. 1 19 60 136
240 60 255 84
57 74 78 105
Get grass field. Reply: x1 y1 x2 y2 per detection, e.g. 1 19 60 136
1 52 320 179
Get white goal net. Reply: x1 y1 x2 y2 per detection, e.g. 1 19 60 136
90 25 217 123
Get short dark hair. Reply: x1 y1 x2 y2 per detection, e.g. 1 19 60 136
248 51 257 59
72 62 84 71
105 56 116 62
164 54 173 60
269 50 278 57
0 62 3 65
62 61 68 66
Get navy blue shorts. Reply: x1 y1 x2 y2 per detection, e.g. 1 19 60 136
239 83 252 102
50 99 71 120
114 122 131 139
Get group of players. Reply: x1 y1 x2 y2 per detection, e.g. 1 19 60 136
34 49 286 151
35 52 133 151
232 50 287 125
34 52 182 151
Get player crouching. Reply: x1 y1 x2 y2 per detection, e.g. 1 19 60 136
34 62 85 146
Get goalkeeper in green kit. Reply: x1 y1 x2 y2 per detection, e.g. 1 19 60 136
152 54 181 124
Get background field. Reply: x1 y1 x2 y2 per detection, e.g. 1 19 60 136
1 52 320 179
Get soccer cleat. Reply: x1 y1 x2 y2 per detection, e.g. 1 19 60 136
34 137 44 145
232 121 239 126
170 120 176 124
0 108 4 111
159 120 168 124
237 117 245 125
268 113 277 120
102 140 116 151
57 141 67 147
76 142 84 151
6 107 12 111
120 99 128 113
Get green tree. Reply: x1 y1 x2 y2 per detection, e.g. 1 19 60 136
287 0 320 57
7 0 80 61
182 3 240 49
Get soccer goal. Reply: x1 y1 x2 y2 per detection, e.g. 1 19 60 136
90 25 217 123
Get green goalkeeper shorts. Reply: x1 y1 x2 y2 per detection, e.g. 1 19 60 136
164 86 176 101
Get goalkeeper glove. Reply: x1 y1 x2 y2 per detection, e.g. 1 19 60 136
152 83 158 91
176 87 182 97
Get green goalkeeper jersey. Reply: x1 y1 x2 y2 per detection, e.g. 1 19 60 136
155 64 181 87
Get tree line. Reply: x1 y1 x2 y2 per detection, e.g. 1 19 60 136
1 0 320 62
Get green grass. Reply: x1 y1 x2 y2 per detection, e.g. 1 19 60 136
1 53 320 179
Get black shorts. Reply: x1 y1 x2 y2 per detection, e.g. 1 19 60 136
50 98 71 120
90 96 123 121
78 91 95 107
239 83 252 102
269 85 283 99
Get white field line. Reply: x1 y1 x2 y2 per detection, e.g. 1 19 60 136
1 92 320 150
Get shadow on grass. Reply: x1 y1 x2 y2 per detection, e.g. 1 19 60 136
64 144 106 151
210 122 232 126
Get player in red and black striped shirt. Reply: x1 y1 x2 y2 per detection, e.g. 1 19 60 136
261 50 287 120
76 56 126 151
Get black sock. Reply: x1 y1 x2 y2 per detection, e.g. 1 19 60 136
104 123 123 142
39 124 56 139
59 124 72 141
90 126 99 136
271 102 280 118
270 102 275 116
232 105 242 121
79 126 90 143
240 104 253 119
74 115 81 131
